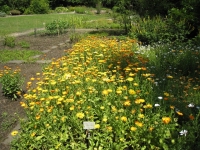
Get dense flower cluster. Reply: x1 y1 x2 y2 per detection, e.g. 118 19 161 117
12 36 200 149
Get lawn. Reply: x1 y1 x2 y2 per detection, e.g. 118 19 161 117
0 13 112 36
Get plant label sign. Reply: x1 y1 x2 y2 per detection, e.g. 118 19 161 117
83 121 95 130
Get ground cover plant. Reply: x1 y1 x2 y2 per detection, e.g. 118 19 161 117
10 36 200 149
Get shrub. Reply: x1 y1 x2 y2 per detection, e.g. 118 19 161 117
18 41 30 48
10 10 21 15
0 12 6 17
25 0 49 14
74 6 87 14
45 19 68 35
0 66 24 100
55 7 68 13
3 36 16 47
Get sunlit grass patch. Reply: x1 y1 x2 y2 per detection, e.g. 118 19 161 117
0 50 42 62
11 36 200 149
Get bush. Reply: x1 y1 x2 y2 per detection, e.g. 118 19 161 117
0 67 24 100
129 16 189 45
55 7 68 13
25 0 49 14
0 12 6 17
3 36 16 47
10 10 21 15
45 19 68 35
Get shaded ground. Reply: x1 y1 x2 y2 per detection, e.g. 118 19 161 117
0 32 73 149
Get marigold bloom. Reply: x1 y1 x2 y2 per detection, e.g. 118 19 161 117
121 116 127 122
135 121 143 127
135 99 145 104
95 124 100 129
126 77 134 82
102 90 109 95
76 112 84 119
11 130 18 136
123 100 131 106
129 89 136 95
189 114 195 120
176 111 183 116
162 117 171 124
130 126 137 131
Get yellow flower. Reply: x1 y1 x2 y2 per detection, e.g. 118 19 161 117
126 77 134 82
102 117 107 122
176 111 183 116
76 91 82 96
95 124 100 129
143 104 152 109
162 117 171 124
11 130 18 136
130 126 137 131
76 112 85 119
102 90 109 95
31 132 36 137
135 121 143 127
123 100 131 106
135 99 145 104
116 90 122 94
164 92 169 97
106 126 112 132
129 89 136 95
121 116 127 122
167 75 173 79
138 113 144 119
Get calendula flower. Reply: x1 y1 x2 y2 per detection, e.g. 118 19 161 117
138 113 144 119
130 126 137 131
135 99 145 104
126 77 134 82
76 112 85 119
164 92 169 97
123 100 131 106
189 114 195 120
162 117 171 124
176 111 183 116
180 130 188 136
11 130 18 136
129 89 136 95
135 121 143 127
102 90 109 95
121 116 127 122
95 124 100 129
167 75 173 79
158 96 163 100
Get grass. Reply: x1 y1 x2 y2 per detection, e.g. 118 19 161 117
0 13 112 36
0 50 42 62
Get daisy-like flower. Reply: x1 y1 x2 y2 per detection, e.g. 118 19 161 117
158 96 163 100
162 117 171 124
121 116 127 122
76 112 85 119
180 130 188 136
188 103 195 108
11 130 18 136
154 104 160 107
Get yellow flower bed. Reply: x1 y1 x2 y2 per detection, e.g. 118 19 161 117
12 36 181 149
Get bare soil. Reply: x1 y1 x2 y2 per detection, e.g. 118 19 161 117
0 32 73 149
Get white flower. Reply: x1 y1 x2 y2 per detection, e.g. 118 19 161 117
158 96 163 100
180 130 188 136
154 104 160 107
188 103 195 108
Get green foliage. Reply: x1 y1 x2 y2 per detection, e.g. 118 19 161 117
0 5 10 14
129 16 189 44
0 11 6 17
45 19 68 35
73 6 87 14
18 41 30 48
0 67 24 100
25 0 49 14
3 36 16 47
54 7 68 13
10 10 21 15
